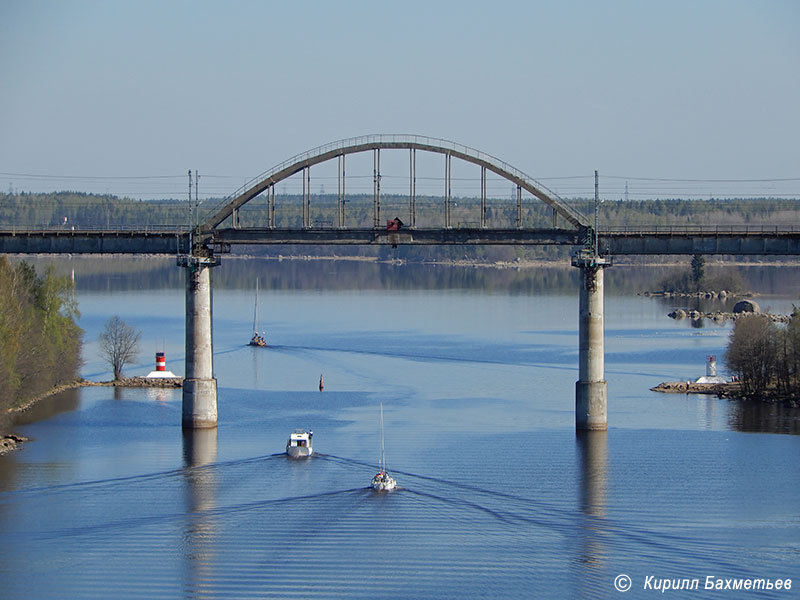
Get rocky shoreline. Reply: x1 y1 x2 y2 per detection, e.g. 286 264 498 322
82 376 184 389
651 381 800 408
651 381 740 395
0 434 29 456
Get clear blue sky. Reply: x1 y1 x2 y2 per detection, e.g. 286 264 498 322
1 0 798 200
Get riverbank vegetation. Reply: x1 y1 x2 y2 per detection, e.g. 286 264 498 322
0 258 83 431
725 311 800 403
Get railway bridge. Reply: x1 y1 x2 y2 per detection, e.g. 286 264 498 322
2 135 798 431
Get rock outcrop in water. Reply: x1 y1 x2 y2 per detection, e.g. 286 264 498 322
666 309 789 323
0 434 29 455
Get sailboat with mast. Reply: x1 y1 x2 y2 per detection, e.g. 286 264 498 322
249 278 267 347
371 402 397 491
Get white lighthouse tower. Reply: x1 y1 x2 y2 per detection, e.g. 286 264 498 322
695 355 727 384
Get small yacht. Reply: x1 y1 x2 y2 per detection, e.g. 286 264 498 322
371 403 396 491
371 470 396 492
286 429 313 458
249 332 267 347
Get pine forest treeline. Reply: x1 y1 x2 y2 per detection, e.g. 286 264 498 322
0 257 83 425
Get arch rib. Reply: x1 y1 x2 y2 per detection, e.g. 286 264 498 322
199 135 590 232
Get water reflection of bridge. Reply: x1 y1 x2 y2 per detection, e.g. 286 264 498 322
2 135 798 431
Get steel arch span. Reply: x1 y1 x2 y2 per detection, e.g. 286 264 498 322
199 134 590 232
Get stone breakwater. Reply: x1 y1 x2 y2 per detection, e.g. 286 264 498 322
84 377 184 389
642 290 738 300
652 381 800 408
651 381 740 395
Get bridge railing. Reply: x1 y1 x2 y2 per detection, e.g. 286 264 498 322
0 225 188 234
3 224 797 236
602 225 800 235
203 134 574 223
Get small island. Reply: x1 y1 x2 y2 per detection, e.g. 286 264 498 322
652 308 800 409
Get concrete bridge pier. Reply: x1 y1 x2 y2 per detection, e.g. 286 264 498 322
572 254 612 430
179 255 220 429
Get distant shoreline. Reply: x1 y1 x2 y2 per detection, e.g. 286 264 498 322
13 252 800 269
215 253 800 269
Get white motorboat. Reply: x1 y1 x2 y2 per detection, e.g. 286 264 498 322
371 403 396 491
286 429 313 458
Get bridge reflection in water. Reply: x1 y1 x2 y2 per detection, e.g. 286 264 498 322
576 430 608 596
182 429 218 600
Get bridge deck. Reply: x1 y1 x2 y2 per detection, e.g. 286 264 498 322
0 227 798 255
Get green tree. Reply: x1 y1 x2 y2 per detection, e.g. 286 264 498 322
0 258 83 422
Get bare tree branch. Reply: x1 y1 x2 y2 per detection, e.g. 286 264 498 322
98 316 141 380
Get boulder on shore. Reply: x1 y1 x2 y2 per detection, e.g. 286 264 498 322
733 299 760 314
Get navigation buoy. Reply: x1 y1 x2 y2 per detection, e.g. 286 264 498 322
319 374 324 391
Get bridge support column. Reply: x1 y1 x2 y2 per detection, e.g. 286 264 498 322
179 254 220 429
572 254 612 430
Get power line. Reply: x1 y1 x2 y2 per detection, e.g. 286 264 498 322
604 175 800 183
0 172 185 180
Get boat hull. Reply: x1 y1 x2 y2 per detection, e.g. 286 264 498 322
371 473 396 491
286 445 312 458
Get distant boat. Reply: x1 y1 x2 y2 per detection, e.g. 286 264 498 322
286 429 313 458
249 278 267 347
371 402 396 491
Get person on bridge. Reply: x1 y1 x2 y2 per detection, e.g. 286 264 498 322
386 217 404 231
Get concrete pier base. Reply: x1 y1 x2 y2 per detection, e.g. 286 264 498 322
180 255 220 429
182 378 218 428
575 381 607 431
572 254 611 431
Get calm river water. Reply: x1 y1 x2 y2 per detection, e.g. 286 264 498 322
1 259 799 599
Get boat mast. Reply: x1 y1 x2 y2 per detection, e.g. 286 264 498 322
252 278 259 336
379 401 387 473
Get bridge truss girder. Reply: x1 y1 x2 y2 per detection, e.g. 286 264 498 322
202 227 582 248
198 135 591 234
